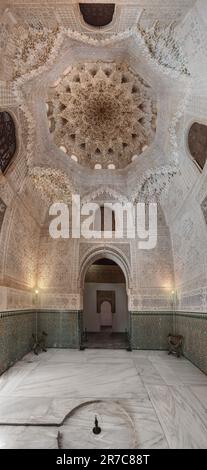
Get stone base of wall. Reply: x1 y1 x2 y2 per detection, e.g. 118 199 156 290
130 311 173 350
0 310 81 374
0 309 206 376
37 310 81 348
0 310 36 375
175 312 207 375
130 311 207 375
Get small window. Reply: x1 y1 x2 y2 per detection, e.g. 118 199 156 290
188 122 207 170
0 197 6 231
79 3 115 28
93 206 115 232
100 206 115 232
0 111 16 173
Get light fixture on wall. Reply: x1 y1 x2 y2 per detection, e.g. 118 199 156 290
170 289 177 309
34 289 39 342
170 289 178 334
33 288 39 304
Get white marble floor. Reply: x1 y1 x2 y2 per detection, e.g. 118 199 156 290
0 349 207 449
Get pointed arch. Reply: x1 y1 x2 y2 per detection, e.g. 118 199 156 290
79 244 132 292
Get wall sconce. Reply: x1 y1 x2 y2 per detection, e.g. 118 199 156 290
170 289 178 310
33 288 39 306
34 289 39 341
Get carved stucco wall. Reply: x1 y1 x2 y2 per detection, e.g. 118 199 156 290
0 193 41 309
0 2 207 376
0 0 195 40
35 203 174 312
0 1 206 318
160 0 207 313
0 149 43 310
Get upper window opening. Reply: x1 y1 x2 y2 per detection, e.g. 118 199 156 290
0 112 16 173
100 206 116 232
188 122 207 171
79 3 115 28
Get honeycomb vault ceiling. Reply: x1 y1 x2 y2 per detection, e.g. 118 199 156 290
47 61 157 169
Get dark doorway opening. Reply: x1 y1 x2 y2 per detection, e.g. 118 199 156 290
82 257 130 349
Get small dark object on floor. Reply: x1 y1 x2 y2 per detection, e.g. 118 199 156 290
57 431 63 449
168 333 183 358
93 416 101 435
40 331 48 352
32 331 48 355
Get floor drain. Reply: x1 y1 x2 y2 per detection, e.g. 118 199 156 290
93 416 101 435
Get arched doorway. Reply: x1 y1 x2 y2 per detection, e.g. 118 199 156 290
82 257 129 349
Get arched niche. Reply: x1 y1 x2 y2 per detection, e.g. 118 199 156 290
0 111 16 173
79 3 115 28
188 122 207 171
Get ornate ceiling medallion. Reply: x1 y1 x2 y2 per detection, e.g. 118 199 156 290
46 62 157 169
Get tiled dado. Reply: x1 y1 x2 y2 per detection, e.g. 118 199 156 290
130 311 207 375
0 310 36 375
0 310 206 375
0 310 82 374
130 311 173 350
175 312 207 375
37 310 81 349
